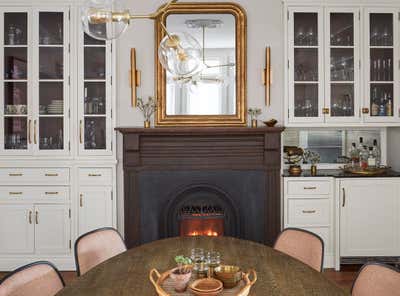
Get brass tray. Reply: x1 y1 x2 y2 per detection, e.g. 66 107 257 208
342 166 390 176
150 268 257 296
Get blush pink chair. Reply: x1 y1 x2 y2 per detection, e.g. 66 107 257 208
274 228 324 272
0 261 65 296
351 263 400 296
74 227 127 276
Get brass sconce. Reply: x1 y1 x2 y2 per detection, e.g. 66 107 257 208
130 48 141 107
262 46 271 106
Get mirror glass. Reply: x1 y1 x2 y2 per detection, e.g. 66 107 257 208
165 13 236 116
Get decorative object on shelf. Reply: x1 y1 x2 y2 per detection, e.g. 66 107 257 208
170 255 193 292
247 108 261 128
342 165 390 176
81 0 203 79
263 119 278 127
303 150 320 176
137 96 157 128
284 146 304 176
262 46 271 106
130 48 141 107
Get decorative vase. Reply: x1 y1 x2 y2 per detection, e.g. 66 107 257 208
311 165 317 176
288 165 302 176
170 267 192 292
144 120 151 128
251 119 258 128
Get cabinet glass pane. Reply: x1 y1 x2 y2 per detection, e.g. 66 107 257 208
370 48 393 81
84 82 106 115
330 13 353 46
39 82 63 115
370 84 393 117
39 12 63 45
331 84 354 117
294 84 318 117
370 14 393 46
4 82 27 114
39 47 63 79
84 31 105 45
39 117 63 150
331 48 354 81
294 13 318 46
4 48 27 79
294 49 318 81
4 13 27 45
84 117 106 150
84 47 106 79
4 117 27 150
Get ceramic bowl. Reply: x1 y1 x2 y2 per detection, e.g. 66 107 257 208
189 278 223 294
214 265 242 288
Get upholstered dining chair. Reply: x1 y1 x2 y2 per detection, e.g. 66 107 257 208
0 261 65 296
273 228 324 272
74 227 127 276
351 263 400 296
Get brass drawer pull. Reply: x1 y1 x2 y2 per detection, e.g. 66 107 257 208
45 192 59 195
302 210 317 214
80 194 83 207
80 120 83 144
362 108 370 114
28 120 32 144
9 192 23 195
45 173 59 177
35 211 39 224
28 211 32 224
9 173 23 177
342 188 346 207
303 187 317 190
88 174 102 177
34 120 37 144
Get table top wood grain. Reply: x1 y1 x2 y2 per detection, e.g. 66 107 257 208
58 237 349 296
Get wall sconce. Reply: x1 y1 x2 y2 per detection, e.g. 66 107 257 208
130 48 141 107
262 46 271 106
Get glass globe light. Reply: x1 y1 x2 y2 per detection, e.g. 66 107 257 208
158 32 204 79
81 0 130 41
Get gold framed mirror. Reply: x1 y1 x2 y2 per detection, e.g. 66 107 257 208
155 2 247 126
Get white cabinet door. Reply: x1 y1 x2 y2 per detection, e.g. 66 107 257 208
34 204 70 254
340 179 400 256
0 205 34 254
79 187 112 235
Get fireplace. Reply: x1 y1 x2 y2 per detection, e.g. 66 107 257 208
117 127 284 248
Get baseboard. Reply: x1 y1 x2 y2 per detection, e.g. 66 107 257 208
0 255 75 271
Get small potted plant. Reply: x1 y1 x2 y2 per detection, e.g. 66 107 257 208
248 108 262 128
137 96 157 128
170 255 193 292
303 149 321 176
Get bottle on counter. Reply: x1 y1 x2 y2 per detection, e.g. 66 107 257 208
359 145 369 170
357 137 364 153
368 147 377 168
373 139 381 167
349 142 359 167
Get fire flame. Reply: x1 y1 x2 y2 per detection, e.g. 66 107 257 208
187 230 219 237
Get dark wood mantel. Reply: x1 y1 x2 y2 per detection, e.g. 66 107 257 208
116 126 284 248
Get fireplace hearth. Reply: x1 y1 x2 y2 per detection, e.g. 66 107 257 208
116 127 284 248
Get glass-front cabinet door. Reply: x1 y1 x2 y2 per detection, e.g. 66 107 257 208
364 9 399 122
0 9 31 154
78 27 112 156
288 8 324 124
325 9 360 123
35 9 69 155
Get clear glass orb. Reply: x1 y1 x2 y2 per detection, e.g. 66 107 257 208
158 32 204 79
81 0 129 41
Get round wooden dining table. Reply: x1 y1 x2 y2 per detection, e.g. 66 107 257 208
58 236 348 296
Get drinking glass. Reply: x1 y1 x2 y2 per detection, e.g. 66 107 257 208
207 251 221 275
191 248 208 272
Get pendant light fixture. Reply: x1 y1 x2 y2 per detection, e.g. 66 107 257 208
81 0 203 78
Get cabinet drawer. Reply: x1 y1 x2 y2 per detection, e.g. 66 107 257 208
79 168 112 186
0 168 69 185
287 180 331 196
287 199 330 226
0 187 69 202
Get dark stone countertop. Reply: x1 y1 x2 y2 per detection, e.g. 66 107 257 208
283 169 400 178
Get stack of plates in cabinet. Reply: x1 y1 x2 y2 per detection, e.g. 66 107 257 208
47 100 63 114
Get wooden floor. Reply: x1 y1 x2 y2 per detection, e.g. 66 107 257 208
0 267 359 291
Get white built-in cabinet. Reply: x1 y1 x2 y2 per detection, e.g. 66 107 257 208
0 3 117 271
285 4 400 126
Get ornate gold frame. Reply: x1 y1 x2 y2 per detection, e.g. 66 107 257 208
155 2 247 126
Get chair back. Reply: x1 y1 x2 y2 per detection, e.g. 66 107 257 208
0 261 64 296
352 263 400 296
274 228 324 272
75 227 127 276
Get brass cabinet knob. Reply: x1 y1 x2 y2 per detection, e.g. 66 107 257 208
322 108 330 115
362 108 370 114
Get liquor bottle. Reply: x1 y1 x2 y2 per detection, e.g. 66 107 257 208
386 95 393 116
349 142 359 167
373 139 381 167
359 145 369 170
367 147 377 168
371 87 379 116
357 137 364 153
379 94 387 116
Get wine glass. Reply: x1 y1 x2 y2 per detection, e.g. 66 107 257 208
307 27 315 46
